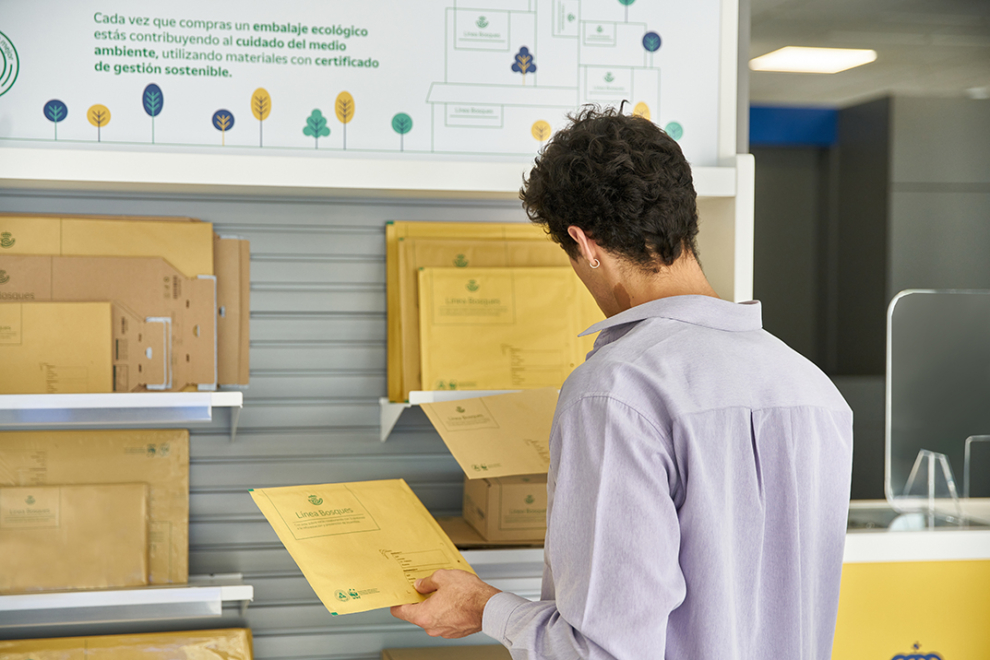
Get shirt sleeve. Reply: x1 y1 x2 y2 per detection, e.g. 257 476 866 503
482 395 686 659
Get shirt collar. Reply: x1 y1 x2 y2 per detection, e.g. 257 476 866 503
579 295 763 336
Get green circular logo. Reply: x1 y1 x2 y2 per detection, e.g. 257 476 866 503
0 31 20 98
664 122 684 141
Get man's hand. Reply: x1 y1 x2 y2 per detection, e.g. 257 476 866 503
391 569 501 638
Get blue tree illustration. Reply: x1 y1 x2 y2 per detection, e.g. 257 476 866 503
391 112 412 152
511 47 537 85
642 31 661 67
212 109 235 146
142 83 164 144
618 0 636 23
43 99 67 140
303 109 330 149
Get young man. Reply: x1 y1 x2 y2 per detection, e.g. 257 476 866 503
392 107 853 659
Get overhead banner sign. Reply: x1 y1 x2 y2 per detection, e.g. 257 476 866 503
0 0 722 165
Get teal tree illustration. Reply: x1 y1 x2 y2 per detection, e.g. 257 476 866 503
511 47 536 85
212 109 235 146
642 31 661 67
303 109 330 149
391 113 412 152
618 0 636 22
142 83 163 144
43 99 67 140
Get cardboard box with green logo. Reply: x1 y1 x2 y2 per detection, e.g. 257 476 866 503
419 388 556 544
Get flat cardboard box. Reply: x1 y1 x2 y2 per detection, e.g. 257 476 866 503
0 628 253 659
396 237 571 400
436 516 543 549
0 254 217 390
385 221 557 403
0 215 214 278
0 429 190 585
463 474 548 543
0 302 113 394
0 483 148 593
382 645 510 660
214 235 251 387
417 267 601 391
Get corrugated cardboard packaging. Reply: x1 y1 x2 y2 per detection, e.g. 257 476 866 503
382 645 510 660
214 235 251 387
0 302 113 394
0 215 214 278
0 254 217 391
463 474 548 543
385 221 558 403
0 429 190 585
0 628 253 659
436 516 542 549
0 483 148 593
419 390 556 543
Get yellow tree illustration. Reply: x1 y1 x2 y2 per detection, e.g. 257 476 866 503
252 87 271 148
633 102 651 120
335 91 355 150
87 104 111 142
531 120 551 142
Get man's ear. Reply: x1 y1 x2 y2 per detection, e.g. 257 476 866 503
567 226 598 263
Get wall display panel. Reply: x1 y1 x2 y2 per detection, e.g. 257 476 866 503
0 0 722 166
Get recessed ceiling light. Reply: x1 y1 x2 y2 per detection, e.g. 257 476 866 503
749 47 878 74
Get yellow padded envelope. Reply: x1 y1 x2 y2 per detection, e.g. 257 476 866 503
418 267 603 392
0 628 253 659
0 302 113 394
250 479 473 616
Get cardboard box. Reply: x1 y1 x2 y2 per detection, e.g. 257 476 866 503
214 235 251 387
0 215 214 278
436 516 543 549
0 302 113 394
463 474 548 543
382 645 510 660
0 628 253 659
0 254 217 390
0 483 148 593
0 429 190 585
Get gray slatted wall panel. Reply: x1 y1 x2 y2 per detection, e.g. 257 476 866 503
0 190 539 658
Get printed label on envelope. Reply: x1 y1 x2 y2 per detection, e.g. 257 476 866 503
0 487 60 530
263 488 381 540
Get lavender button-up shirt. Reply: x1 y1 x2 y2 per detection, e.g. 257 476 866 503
482 295 853 659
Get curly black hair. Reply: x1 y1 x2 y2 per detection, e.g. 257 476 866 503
520 106 698 272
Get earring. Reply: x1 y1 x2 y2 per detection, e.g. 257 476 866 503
590 258 600 269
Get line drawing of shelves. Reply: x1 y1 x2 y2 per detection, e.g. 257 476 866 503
0 392 244 441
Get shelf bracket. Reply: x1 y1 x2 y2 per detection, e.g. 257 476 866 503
229 406 242 443
379 398 412 442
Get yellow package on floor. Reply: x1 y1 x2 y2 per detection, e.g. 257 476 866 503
0 483 148 593
418 267 602 391
0 429 190 585
385 221 554 403
250 479 473 616
397 238 570 401
0 302 112 394
0 215 214 278
0 628 253 659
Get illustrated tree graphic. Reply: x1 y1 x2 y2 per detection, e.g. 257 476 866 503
633 102 651 121
252 87 271 148
212 109 235 146
531 120 551 142
618 0 636 22
642 31 661 67
43 99 67 140
303 109 330 149
87 104 111 142
142 83 164 144
335 91 354 150
511 47 537 85
391 112 412 152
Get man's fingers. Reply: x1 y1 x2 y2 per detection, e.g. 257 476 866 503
414 573 441 594
390 603 419 623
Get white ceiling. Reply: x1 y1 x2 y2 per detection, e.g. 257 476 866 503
749 0 990 106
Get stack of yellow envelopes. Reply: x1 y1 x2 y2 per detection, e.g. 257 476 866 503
385 221 603 401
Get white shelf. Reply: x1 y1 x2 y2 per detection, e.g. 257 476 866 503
0 392 243 441
379 390 520 442
0 575 253 628
0 147 737 200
